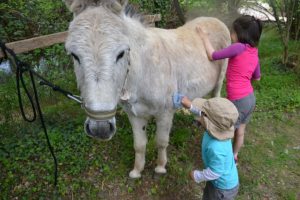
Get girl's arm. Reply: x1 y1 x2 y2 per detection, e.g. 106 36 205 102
196 27 246 60
196 27 215 60
252 63 261 81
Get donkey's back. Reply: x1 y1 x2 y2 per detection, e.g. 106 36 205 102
142 17 230 101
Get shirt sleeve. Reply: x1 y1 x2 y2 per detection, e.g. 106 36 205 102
212 43 246 60
189 104 202 116
251 62 261 80
193 168 221 183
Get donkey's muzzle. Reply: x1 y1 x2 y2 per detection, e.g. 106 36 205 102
83 104 117 140
84 118 116 140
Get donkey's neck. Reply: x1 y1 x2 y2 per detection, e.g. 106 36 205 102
122 18 179 109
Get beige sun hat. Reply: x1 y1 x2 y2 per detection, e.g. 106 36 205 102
192 97 239 140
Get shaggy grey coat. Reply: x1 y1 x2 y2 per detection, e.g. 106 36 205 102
64 0 230 178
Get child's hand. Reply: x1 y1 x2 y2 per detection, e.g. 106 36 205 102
172 93 184 109
181 96 192 109
196 26 206 38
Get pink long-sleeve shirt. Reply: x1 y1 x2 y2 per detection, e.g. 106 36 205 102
212 43 261 100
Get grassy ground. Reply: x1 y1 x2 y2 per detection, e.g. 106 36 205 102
0 28 299 199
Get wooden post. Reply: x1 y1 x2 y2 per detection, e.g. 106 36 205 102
0 14 161 58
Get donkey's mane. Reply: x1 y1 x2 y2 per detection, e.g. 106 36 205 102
123 4 145 23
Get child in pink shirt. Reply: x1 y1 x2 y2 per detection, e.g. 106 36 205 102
196 15 263 163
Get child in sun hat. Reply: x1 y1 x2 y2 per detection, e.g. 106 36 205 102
173 93 240 200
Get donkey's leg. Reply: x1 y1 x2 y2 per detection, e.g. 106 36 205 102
128 115 148 178
213 59 228 97
154 112 174 174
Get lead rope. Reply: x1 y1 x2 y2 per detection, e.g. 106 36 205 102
0 41 82 186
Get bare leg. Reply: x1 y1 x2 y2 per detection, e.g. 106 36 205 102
233 123 246 157
154 112 174 174
128 115 148 178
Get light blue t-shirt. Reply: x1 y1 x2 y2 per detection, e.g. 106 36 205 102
202 131 239 190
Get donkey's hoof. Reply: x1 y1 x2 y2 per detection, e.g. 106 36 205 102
152 171 166 180
129 170 141 179
155 166 167 174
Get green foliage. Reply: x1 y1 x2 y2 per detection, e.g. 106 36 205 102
184 0 216 10
0 74 18 123
256 27 300 114
0 0 71 42
129 0 172 27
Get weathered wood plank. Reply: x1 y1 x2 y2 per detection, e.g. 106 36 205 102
0 14 161 58
0 32 68 58
144 14 162 24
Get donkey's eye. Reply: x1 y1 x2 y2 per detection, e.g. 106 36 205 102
71 53 80 64
116 51 125 62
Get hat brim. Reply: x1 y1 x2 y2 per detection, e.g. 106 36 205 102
203 117 234 140
191 98 207 110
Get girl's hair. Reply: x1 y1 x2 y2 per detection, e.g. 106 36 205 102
232 15 263 47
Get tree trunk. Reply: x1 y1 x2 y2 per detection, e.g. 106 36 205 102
283 39 289 66
269 0 295 65
291 0 299 40
172 0 185 25
227 0 241 18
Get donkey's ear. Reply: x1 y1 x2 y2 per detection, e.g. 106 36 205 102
117 0 128 7
110 0 128 15
63 0 86 15
64 0 74 10
63 0 99 15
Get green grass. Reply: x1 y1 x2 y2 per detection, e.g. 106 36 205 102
0 27 300 199
235 27 300 200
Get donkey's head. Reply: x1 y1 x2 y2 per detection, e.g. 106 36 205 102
64 0 132 140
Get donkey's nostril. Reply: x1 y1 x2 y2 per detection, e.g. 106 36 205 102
85 123 93 136
109 122 115 132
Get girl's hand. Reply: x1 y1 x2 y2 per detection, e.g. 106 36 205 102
196 27 207 38
196 26 214 61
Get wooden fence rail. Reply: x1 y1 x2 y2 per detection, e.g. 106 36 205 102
0 14 161 59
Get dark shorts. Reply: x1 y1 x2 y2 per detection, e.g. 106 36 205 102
203 182 239 200
231 93 256 128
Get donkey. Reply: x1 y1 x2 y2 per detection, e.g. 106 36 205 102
64 0 230 178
